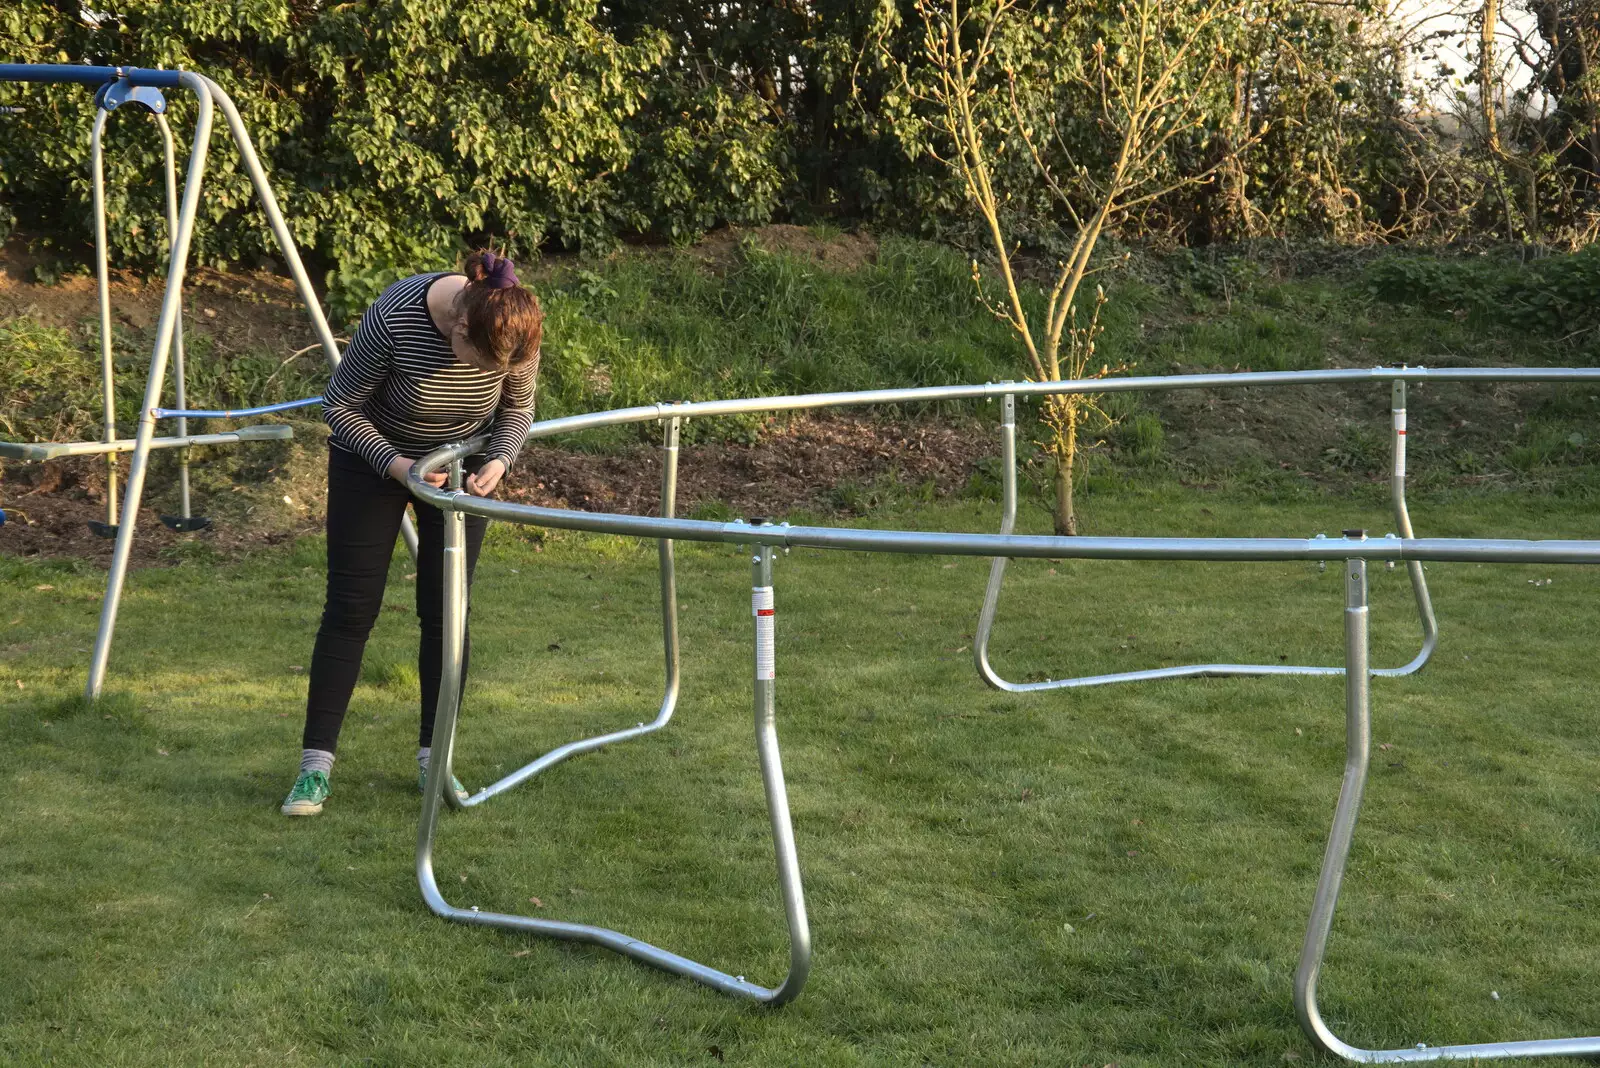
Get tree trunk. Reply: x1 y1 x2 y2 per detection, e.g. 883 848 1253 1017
1053 454 1076 536
1052 414 1079 536
1480 0 1521 238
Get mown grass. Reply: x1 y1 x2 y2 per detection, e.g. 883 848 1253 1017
3 491 1597 1066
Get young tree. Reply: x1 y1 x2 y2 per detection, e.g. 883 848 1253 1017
885 0 1252 534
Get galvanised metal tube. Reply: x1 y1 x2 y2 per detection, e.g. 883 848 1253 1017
418 502 807 1001
152 396 324 419
973 393 1017 687
437 459 470 810
1293 549 1600 1063
91 109 118 528
751 540 812 1004
0 425 293 461
508 367 1600 446
1294 551 1374 1062
411 448 1600 565
458 415 685 808
1384 379 1438 676
86 71 213 701
156 112 191 520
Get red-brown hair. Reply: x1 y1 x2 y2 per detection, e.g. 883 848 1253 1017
459 250 542 375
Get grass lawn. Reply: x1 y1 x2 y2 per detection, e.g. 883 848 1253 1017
2 490 1598 1067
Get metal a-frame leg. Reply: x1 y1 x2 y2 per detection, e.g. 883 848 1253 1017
974 387 1438 691
85 72 214 700
83 73 415 699
417 505 810 1003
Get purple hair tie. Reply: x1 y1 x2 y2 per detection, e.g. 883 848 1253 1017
482 252 518 289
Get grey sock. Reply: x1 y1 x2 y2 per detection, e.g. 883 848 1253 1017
417 746 430 773
300 748 335 776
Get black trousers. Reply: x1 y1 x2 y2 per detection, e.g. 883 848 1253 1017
302 445 487 752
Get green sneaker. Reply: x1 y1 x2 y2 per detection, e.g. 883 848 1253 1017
420 767 470 803
281 769 330 816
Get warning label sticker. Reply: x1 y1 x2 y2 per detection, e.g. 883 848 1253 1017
753 586 775 680
1393 408 1407 477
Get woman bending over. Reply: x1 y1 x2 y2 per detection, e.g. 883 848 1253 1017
281 250 540 816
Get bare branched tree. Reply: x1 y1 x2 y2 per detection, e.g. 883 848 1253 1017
895 0 1253 534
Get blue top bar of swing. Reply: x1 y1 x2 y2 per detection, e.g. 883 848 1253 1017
153 396 324 419
0 64 183 88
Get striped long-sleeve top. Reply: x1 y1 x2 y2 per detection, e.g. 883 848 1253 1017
324 272 538 476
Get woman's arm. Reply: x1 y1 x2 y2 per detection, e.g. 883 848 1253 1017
324 304 405 477
482 351 539 465
467 356 538 497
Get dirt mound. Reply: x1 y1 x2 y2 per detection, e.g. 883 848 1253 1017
507 413 986 518
0 236 325 354
687 224 879 273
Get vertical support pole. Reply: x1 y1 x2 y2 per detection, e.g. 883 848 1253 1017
751 537 811 1004
86 73 214 701
659 415 682 715
157 114 191 521
975 392 1017 687
446 416 687 808
418 473 467 895
435 460 470 810
1382 379 1439 676
90 110 118 529
1293 538 1371 1059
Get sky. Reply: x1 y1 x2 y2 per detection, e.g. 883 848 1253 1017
1390 0 1545 105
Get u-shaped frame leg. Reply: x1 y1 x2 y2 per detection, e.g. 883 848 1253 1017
441 415 684 808
418 504 810 1003
1293 555 1599 1062
974 385 1439 691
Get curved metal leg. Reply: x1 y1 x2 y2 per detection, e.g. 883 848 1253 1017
443 415 684 809
417 511 809 1004
1381 380 1438 677
975 389 1438 691
86 73 214 701
1293 554 1599 1062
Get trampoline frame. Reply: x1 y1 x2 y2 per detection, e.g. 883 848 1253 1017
411 433 1600 1060
428 367 1593 821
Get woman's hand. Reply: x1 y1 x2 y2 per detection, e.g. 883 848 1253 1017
466 459 506 497
387 456 447 487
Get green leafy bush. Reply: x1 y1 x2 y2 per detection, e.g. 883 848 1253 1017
0 1 789 269
1366 247 1600 340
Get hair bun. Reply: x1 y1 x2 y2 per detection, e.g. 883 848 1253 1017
463 250 518 290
